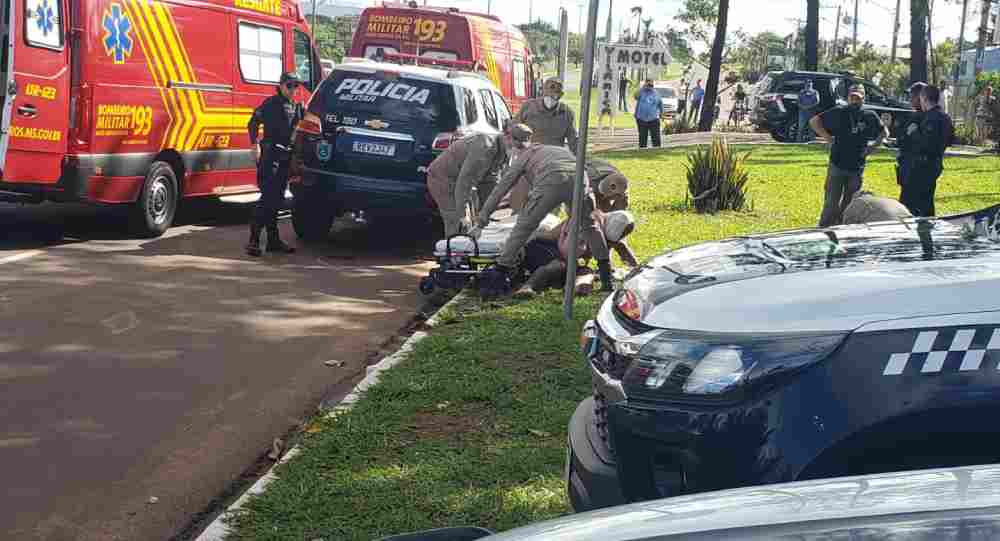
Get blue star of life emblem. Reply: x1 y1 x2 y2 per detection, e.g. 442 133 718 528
35 0 54 36
102 4 133 64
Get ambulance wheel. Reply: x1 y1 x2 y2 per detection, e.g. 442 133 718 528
131 161 178 238
292 189 334 241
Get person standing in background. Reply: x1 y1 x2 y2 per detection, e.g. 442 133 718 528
634 78 663 148
618 70 631 112
939 80 953 116
797 81 820 142
688 79 704 122
809 84 887 227
901 85 954 217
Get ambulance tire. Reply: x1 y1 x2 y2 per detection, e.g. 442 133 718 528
292 188 334 241
131 162 178 238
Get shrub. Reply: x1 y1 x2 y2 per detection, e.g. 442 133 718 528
663 114 696 135
684 137 752 213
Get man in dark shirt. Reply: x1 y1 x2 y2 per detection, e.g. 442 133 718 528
246 72 302 256
901 85 954 217
896 82 926 200
810 84 887 227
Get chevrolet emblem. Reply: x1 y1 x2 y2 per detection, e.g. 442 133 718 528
365 119 391 129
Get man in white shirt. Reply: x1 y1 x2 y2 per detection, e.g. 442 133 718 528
940 81 953 115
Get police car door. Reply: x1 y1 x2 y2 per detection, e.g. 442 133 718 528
1 0 69 183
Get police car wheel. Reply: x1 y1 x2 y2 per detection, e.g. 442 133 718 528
131 161 178 238
291 191 334 241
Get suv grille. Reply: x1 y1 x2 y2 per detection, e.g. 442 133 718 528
590 324 635 454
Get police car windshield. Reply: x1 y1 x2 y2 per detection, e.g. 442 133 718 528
321 69 459 131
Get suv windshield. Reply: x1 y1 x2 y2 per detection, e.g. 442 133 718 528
318 69 459 132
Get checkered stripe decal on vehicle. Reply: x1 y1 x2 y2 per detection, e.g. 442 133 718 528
883 328 1000 376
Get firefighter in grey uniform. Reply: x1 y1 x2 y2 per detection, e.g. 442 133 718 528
246 72 301 256
474 133 613 294
509 77 580 212
426 123 526 237
586 158 630 212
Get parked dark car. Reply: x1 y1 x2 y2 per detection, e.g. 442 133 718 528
383 463 1000 541
750 70 913 142
568 204 1000 512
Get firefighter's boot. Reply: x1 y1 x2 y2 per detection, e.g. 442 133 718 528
597 259 614 292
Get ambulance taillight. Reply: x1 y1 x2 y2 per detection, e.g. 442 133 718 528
297 112 323 136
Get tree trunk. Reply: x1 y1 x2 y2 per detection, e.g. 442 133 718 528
805 0 819 70
699 0 729 132
910 0 929 84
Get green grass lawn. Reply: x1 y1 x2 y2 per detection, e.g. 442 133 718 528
225 145 1000 540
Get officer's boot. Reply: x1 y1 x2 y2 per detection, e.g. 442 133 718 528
246 223 263 257
266 225 296 254
597 259 614 292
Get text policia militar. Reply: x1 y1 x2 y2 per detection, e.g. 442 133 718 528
333 78 432 105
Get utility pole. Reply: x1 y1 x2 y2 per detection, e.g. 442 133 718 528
487 0 491 15
529 0 533 24
563 0 600 320
891 0 902 63
852 0 859 53
558 8 569 82
956 0 969 86
975 0 992 78
833 4 841 61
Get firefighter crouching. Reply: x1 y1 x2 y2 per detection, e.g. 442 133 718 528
472 132 613 297
427 122 528 238
246 72 302 256
586 158 630 212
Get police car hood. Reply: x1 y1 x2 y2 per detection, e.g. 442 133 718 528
621 207 1000 334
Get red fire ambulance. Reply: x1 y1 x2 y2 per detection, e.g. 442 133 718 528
0 0 322 236
349 1 538 113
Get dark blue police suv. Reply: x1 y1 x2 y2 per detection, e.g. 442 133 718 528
290 58 511 240
570 205 1000 512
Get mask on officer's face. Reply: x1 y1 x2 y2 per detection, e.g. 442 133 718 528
543 96 559 109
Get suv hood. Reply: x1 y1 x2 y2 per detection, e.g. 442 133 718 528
621 214 1000 334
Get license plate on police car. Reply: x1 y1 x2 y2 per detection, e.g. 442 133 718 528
352 141 396 157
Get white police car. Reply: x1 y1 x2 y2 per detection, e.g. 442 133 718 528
570 204 1000 511
289 58 512 240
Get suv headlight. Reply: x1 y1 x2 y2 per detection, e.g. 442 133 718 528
622 331 846 402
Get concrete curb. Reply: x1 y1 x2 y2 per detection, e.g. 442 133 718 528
194 290 470 541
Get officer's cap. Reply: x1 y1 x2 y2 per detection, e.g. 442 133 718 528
280 72 302 86
908 81 927 95
543 77 564 91
509 123 533 142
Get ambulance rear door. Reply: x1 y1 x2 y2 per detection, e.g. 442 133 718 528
2 0 69 184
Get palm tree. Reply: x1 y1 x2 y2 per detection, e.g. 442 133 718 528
699 0 729 131
805 0 819 70
910 0 929 84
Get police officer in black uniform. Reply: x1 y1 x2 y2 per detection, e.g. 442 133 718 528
902 85 954 217
246 72 302 256
896 81 925 206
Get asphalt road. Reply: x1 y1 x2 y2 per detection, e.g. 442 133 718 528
0 200 435 540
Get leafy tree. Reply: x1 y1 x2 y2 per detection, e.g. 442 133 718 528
677 0 718 50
